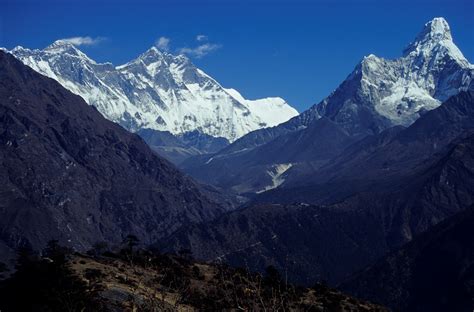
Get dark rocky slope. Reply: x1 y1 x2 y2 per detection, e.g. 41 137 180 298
340 206 474 312
183 117 357 194
0 51 225 263
162 92 474 286
160 203 389 285
257 91 474 208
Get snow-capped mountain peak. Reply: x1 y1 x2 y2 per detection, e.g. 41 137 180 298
313 17 473 136
413 17 452 43
7 43 298 141
45 39 78 50
403 17 470 68
43 40 95 62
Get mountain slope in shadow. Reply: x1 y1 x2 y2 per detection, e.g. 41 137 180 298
161 92 474 285
0 51 226 262
340 206 474 312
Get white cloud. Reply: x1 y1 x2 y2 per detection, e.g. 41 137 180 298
179 43 221 58
155 36 170 51
59 36 104 46
196 34 208 42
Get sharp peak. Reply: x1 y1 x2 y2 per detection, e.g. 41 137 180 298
137 46 190 63
418 17 452 41
45 39 80 50
151 46 189 59
117 46 190 69
123 46 165 66
42 40 99 64
11 45 28 52
44 40 90 57
362 53 381 61
403 17 453 56
141 46 169 57
356 53 383 70
145 46 164 54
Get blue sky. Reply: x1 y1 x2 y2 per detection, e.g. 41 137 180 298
1 0 473 112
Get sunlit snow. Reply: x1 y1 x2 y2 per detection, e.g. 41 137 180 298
8 42 298 142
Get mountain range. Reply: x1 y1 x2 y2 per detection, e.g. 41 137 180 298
6 42 298 143
155 18 474 296
182 17 474 194
162 90 474 287
1 16 473 311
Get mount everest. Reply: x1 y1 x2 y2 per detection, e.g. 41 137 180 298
7 42 298 142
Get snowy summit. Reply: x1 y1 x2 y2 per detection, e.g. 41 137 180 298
8 42 298 142
313 17 473 134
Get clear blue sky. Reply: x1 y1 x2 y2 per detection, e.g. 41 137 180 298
1 0 473 112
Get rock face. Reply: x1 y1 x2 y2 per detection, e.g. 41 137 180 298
162 91 474 286
0 51 226 262
340 206 474 312
7 43 298 142
181 17 474 194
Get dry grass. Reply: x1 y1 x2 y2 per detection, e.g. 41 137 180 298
70 253 387 311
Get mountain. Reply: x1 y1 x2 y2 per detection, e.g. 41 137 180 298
257 91 474 208
7 42 298 142
0 50 228 265
181 17 474 194
340 206 474 312
183 117 357 194
163 132 474 285
162 91 474 285
244 17 472 145
315 17 473 135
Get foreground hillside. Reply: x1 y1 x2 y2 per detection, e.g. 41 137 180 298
0 243 386 311
0 50 227 263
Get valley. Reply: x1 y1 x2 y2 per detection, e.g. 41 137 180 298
0 9 473 311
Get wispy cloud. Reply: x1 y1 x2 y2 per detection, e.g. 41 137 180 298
179 35 221 58
59 36 105 46
155 36 170 51
153 35 220 58
179 43 221 58
196 34 208 42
